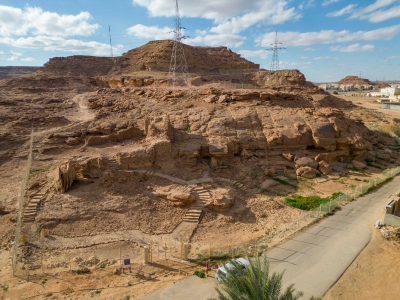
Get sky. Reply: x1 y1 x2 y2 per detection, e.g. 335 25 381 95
0 0 399 82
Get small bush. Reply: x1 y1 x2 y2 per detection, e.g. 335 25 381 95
1 284 9 291
99 264 106 269
194 270 205 278
76 267 91 275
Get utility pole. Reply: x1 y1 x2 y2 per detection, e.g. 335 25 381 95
359 71 363 78
266 32 285 71
168 0 189 87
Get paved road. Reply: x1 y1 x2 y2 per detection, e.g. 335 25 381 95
140 176 400 300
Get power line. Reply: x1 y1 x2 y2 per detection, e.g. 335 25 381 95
167 0 189 87
266 31 285 71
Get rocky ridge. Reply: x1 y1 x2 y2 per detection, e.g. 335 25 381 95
0 41 399 249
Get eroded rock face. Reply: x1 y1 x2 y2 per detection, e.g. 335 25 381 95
295 157 319 169
54 161 76 193
206 188 234 211
152 185 195 207
352 160 367 169
254 70 310 87
296 166 319 179
318 160 332 175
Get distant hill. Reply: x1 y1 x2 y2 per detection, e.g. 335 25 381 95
336 76 373 86
39 40 260 77
0 66 40 80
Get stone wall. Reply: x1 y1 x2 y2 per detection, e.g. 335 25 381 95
384 213 400 227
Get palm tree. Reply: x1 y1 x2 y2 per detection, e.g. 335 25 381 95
214 256 304 300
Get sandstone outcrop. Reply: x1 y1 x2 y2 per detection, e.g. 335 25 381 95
318 160 332 175
54 161 76 193
85 126 143 146
295 157 319 169
254 70 312 87
352 160 367 169
153 185 195 207
206 188 234 211
296 166 320 179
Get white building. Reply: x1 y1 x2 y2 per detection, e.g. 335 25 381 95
367 87 400 97
381 87 400 96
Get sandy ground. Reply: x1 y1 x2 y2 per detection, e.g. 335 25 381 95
337 93 400 118
323 228 400 300
0 246 200 300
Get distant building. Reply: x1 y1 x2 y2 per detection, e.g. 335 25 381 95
381 87 400 96
367 86 400 97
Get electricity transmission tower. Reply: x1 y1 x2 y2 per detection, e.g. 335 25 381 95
168 0 189 86
267 31 285 71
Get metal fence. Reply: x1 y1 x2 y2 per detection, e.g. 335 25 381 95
13 240 199 285
262 166 400 247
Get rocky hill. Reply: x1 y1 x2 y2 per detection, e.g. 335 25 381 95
112 40 259 74
336 76 373 86
37 40 259 78
0 41 399 277
0 66 39 80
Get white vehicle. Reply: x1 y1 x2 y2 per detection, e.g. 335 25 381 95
215 258 250 282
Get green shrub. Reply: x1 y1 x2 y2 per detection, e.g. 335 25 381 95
285 192 343 211
194 270 205 278
76 268 91 275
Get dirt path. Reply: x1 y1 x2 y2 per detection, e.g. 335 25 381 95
67 93 96 122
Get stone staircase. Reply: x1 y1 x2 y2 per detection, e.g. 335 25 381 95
108 159 119 171
182 186 211 223
23 193 46 223
232 181 244 189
